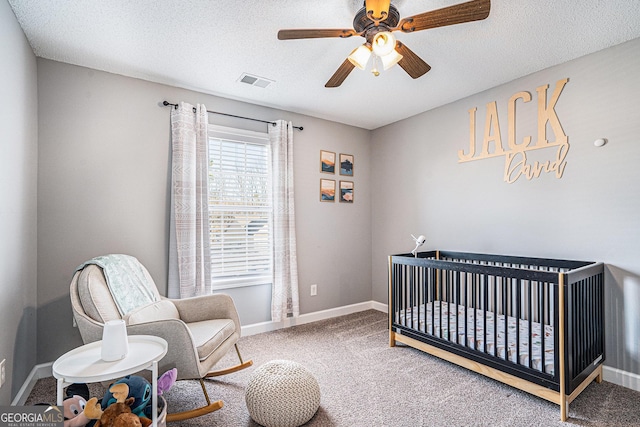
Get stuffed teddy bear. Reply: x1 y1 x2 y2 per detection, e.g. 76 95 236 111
85 383 152 427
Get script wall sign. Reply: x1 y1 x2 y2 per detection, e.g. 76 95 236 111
458 78 569 183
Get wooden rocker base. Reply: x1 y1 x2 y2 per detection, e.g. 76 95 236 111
205 344 254 378
167 378 223 422
166 400 223 422
205 359 253 378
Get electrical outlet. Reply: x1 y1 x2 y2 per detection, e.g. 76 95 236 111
0 359 5 388
310 284 317 296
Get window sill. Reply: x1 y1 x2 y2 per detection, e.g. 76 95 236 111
211 280 272 291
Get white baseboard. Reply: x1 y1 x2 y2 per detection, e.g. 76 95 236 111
11 362 53 406
603 366 640 392
241 300 387 337
371 300 388 313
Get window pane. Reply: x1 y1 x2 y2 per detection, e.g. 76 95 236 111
208 128 272 288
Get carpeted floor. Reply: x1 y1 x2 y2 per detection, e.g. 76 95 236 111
27 310 640 426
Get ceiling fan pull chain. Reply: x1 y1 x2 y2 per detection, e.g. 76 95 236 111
371 55 380 77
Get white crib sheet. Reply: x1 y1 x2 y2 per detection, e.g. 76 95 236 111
398 301 555 375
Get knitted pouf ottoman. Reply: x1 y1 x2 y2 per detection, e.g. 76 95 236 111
245 360 320 427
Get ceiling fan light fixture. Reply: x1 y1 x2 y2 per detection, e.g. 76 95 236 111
347 44 372 70
380 49 403 70
372 31 396 57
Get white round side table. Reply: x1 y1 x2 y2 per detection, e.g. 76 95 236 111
53 335 168 427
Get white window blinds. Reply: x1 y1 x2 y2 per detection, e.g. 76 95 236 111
208 125 272 289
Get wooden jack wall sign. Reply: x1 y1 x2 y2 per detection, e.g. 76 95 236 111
458 78 569 184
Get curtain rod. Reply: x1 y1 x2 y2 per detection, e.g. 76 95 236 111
162 101 303 131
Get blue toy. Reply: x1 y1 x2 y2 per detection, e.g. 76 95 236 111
101 376 152 418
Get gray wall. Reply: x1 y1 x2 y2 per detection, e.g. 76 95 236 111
0 1 38 404
36 59 372 363
371 38 640 375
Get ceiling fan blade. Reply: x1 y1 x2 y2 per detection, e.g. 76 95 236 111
395 0 490 33
325 59 356 88
395 42 431 79
278 28 357 40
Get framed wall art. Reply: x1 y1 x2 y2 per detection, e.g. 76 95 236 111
320 150 336 174
320 179 336 202
339 153 354 176
339 180 354 203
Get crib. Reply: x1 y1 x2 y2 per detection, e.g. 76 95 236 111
388 250 604 421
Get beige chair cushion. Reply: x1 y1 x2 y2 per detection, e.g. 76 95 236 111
77 265 122 322
125 300 180 325
187 319 236 361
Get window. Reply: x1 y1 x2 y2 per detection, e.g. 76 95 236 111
208 125 272 289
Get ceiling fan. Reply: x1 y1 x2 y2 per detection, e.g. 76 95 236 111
277 0 491 87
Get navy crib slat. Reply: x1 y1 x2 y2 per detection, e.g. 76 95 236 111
527 280 533 370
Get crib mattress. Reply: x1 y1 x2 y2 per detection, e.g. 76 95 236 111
398 301 555 375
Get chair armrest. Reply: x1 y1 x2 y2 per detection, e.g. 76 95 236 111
170 294 241 332
126 319 202 380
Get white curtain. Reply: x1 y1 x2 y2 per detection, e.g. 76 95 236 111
168 102 212 298
269 120 300 321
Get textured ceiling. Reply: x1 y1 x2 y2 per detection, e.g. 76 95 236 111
8 0 640 130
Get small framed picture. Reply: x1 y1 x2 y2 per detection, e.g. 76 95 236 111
339 181 354 203
320 179 336 202
320 150 336 174
339 153 354 176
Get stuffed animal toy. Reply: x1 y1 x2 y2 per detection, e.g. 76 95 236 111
101 370 175 420
86 383 151 427
112 413 144 427
63 383 91 427
100 376 150 419
83 397 103 425
157 368 177 396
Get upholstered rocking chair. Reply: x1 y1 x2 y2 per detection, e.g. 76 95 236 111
69 255 252 422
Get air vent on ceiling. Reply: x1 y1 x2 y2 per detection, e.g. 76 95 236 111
238 73 274 88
